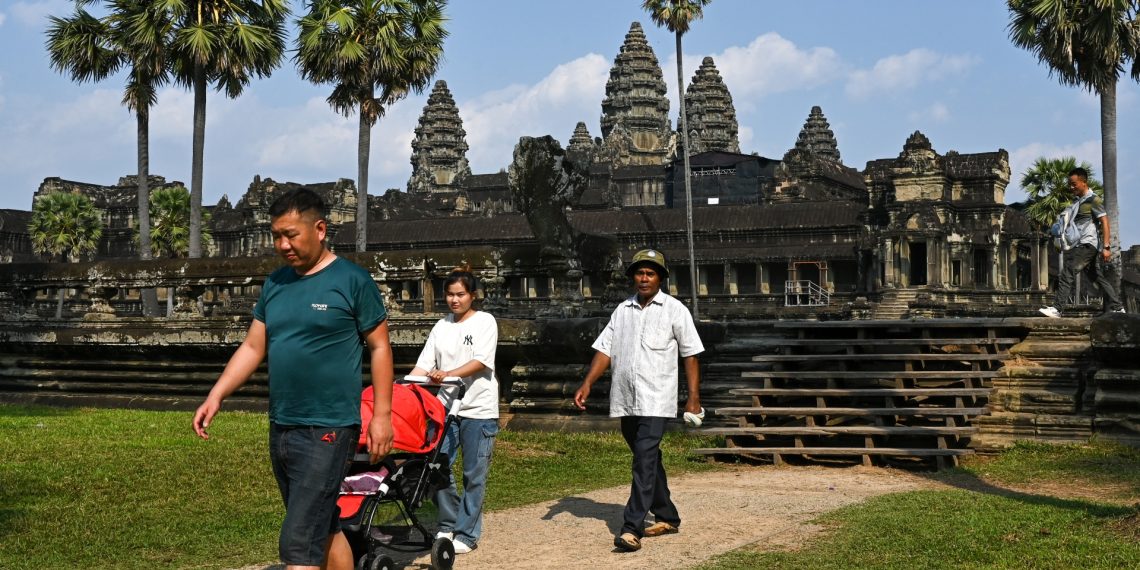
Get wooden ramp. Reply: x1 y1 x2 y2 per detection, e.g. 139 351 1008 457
693 319 1029 469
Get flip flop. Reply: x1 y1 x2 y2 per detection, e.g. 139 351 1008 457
613 532 641 552
643 522 679 537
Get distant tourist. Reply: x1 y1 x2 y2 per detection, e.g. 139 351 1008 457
192 188 395 570
1040 167 1125 317
573 248 704 552
408 265 499 554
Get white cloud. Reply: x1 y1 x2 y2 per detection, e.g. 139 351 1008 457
43 88 131 139
1006 139 1101 202
0 12 8 27
700 33 845 100
908 102 951 124
461 53 610 174
10 1 72 27
846 49 978 99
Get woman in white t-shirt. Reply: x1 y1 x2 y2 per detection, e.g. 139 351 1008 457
409 266 499 554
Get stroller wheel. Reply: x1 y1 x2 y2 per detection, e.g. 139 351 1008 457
431 537 455 570
354 553 372 570
368 554 395 570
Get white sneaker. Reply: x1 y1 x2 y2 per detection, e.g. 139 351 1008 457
1113 308 1126 314
1038 306 1061 318
435 531 453 541
453 541 474 554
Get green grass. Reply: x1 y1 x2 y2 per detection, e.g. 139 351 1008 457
700 439 1140 570
0 404 719 570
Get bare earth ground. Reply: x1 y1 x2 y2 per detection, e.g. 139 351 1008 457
234 465 938 570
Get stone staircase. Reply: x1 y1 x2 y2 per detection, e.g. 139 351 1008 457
693 319 1029 469
872 289 918 319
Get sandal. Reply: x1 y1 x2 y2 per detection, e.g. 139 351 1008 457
613 532 641 552
643 522 679 537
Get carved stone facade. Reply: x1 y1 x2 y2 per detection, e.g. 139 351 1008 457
5 22 1074 319
681 56 740 155
408 80 472 194
599 22 674 167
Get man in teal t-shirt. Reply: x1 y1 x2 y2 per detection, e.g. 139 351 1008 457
193 189 394 570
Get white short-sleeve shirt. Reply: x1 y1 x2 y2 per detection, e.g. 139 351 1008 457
592 290 704 418
414 310 499 419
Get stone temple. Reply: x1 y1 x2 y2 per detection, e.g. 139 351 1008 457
3 20 1136 319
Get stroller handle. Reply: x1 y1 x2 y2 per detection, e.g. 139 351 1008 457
401 374 463 387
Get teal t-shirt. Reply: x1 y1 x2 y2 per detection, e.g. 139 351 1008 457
253 257 387 426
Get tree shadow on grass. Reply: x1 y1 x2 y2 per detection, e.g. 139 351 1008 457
541 496 625 535
926 468 1139 519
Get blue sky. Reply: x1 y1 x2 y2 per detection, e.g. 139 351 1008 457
1 0 1137 244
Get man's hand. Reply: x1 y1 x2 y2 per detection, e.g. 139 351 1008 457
684 396 702 415
573 383 590 410
192 398 220 440
367 414 394 463
1102 248 1112 262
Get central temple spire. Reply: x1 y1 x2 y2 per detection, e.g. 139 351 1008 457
600 22 673 166
408 80 472 194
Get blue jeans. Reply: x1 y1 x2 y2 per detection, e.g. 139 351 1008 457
268 423 358 566
435 417 498 548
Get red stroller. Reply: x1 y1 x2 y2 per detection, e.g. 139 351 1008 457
339 376 464 570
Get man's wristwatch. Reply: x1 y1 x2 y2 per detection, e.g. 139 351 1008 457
1104 246 1111 251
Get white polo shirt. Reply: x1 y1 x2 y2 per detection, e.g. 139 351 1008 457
591 290 704 418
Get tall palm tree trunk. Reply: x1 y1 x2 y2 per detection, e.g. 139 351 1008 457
1100 83 1118 251
1100 83 1121 297
137 107 160 316
188 63 206 259
356 108 371 253
675 31 698 319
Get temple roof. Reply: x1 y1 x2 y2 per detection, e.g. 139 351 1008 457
337 201 866 249
0 209 31 233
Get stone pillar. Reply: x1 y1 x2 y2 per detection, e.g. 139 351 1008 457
1031 239 1042 290
726 264 738 295
883 238 895 288
698 266 708 296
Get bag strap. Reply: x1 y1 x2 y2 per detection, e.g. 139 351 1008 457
1063 192 1095 232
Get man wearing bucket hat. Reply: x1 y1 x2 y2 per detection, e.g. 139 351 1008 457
573 248 704 553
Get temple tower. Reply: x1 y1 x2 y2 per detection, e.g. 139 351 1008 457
408 80 472 194
681 56 740 154
600 22 673 166
792 106 841 163
567 122 597 154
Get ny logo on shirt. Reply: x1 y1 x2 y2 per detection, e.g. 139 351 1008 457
463 335 473 346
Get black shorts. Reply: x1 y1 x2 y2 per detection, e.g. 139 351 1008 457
269 423 358 566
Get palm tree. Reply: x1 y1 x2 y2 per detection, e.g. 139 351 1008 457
1008 0 1140 260
295 0 448 252
643 0 712 319
1019 156 1103 229
47 0 173 315
167 0 288 258
29 191 105 263
142 184 212 258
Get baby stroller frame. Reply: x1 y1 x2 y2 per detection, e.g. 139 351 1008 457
342 376 465 570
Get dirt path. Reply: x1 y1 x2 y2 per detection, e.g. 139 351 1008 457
235 465 936 570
